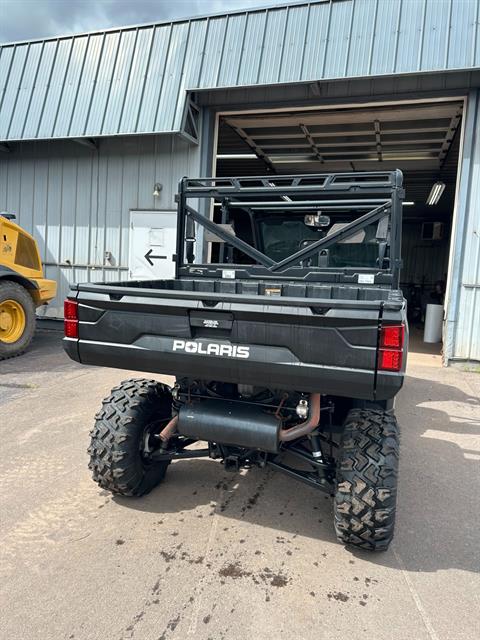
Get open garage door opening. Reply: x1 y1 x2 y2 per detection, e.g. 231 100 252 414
213 99 464 360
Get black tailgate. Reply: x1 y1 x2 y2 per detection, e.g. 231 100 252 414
64 283 405 400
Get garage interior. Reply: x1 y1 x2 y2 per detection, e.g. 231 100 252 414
214 99 464 356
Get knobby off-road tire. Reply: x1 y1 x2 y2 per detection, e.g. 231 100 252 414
334 408 399 551
88 378 173 496
0 281 36 360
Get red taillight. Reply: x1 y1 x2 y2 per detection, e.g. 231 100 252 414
380 325 404 349
64 300 78 320
64 299 78 338
379 324 405 372
379 349 402 372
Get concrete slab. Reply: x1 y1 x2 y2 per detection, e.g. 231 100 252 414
1 330 479 640
408 327 443 368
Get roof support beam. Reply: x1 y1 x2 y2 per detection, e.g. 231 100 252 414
439 105 462 167
299 124 324 162
271 148 439 158
227 121 275 172
179 95 200 144
250 125 450 139
260 138 444 150
270 152 438 162
73 138 98 150
251 120 454 140
227 103 462 129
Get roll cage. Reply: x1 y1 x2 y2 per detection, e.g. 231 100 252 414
175 171 404 287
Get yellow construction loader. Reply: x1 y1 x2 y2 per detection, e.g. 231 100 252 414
0 213 56 359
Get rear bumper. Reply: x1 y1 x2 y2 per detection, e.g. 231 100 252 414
63 336 403 401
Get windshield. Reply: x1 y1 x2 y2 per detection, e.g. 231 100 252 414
257 216 386 269
258 218 320 261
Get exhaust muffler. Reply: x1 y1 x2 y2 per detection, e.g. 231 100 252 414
173 393 321 453
178 400 281 452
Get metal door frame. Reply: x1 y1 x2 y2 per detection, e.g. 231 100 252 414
201 93 470 364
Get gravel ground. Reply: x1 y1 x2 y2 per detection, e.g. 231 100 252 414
1 329 479 640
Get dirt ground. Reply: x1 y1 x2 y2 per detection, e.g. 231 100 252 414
1 329 479 640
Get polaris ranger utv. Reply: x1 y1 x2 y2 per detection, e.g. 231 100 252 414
64 171 407 551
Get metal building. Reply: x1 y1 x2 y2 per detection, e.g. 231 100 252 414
0 0 479 363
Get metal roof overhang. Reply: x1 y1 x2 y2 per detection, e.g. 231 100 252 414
0 0 478 143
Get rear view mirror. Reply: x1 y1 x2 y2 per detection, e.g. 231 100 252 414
304 213 330 228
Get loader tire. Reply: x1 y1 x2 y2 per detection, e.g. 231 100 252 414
334 408 399 551
0 281 36 360
88 378 173 496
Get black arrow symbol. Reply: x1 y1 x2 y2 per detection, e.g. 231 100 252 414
145 249 167 266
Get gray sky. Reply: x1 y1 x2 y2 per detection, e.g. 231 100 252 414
0 0 284 44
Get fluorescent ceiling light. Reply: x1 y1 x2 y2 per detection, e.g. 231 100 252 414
216 154 257 159
403 201 415 206
427 182 445 205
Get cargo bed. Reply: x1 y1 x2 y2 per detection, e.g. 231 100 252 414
65 277 406 401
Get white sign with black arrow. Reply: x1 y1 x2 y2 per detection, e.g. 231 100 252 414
128 210 177 280
144 248 167 266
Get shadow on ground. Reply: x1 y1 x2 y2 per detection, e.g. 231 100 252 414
0 328 79 376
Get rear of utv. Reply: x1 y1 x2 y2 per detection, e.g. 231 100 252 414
64 171 407 551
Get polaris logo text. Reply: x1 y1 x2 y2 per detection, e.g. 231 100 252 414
172 340 250 359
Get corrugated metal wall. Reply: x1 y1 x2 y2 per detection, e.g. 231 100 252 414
1 0 479 142
0 134 200 316
445 89 480 362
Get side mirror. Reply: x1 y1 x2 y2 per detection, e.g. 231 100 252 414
304 213 330 228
